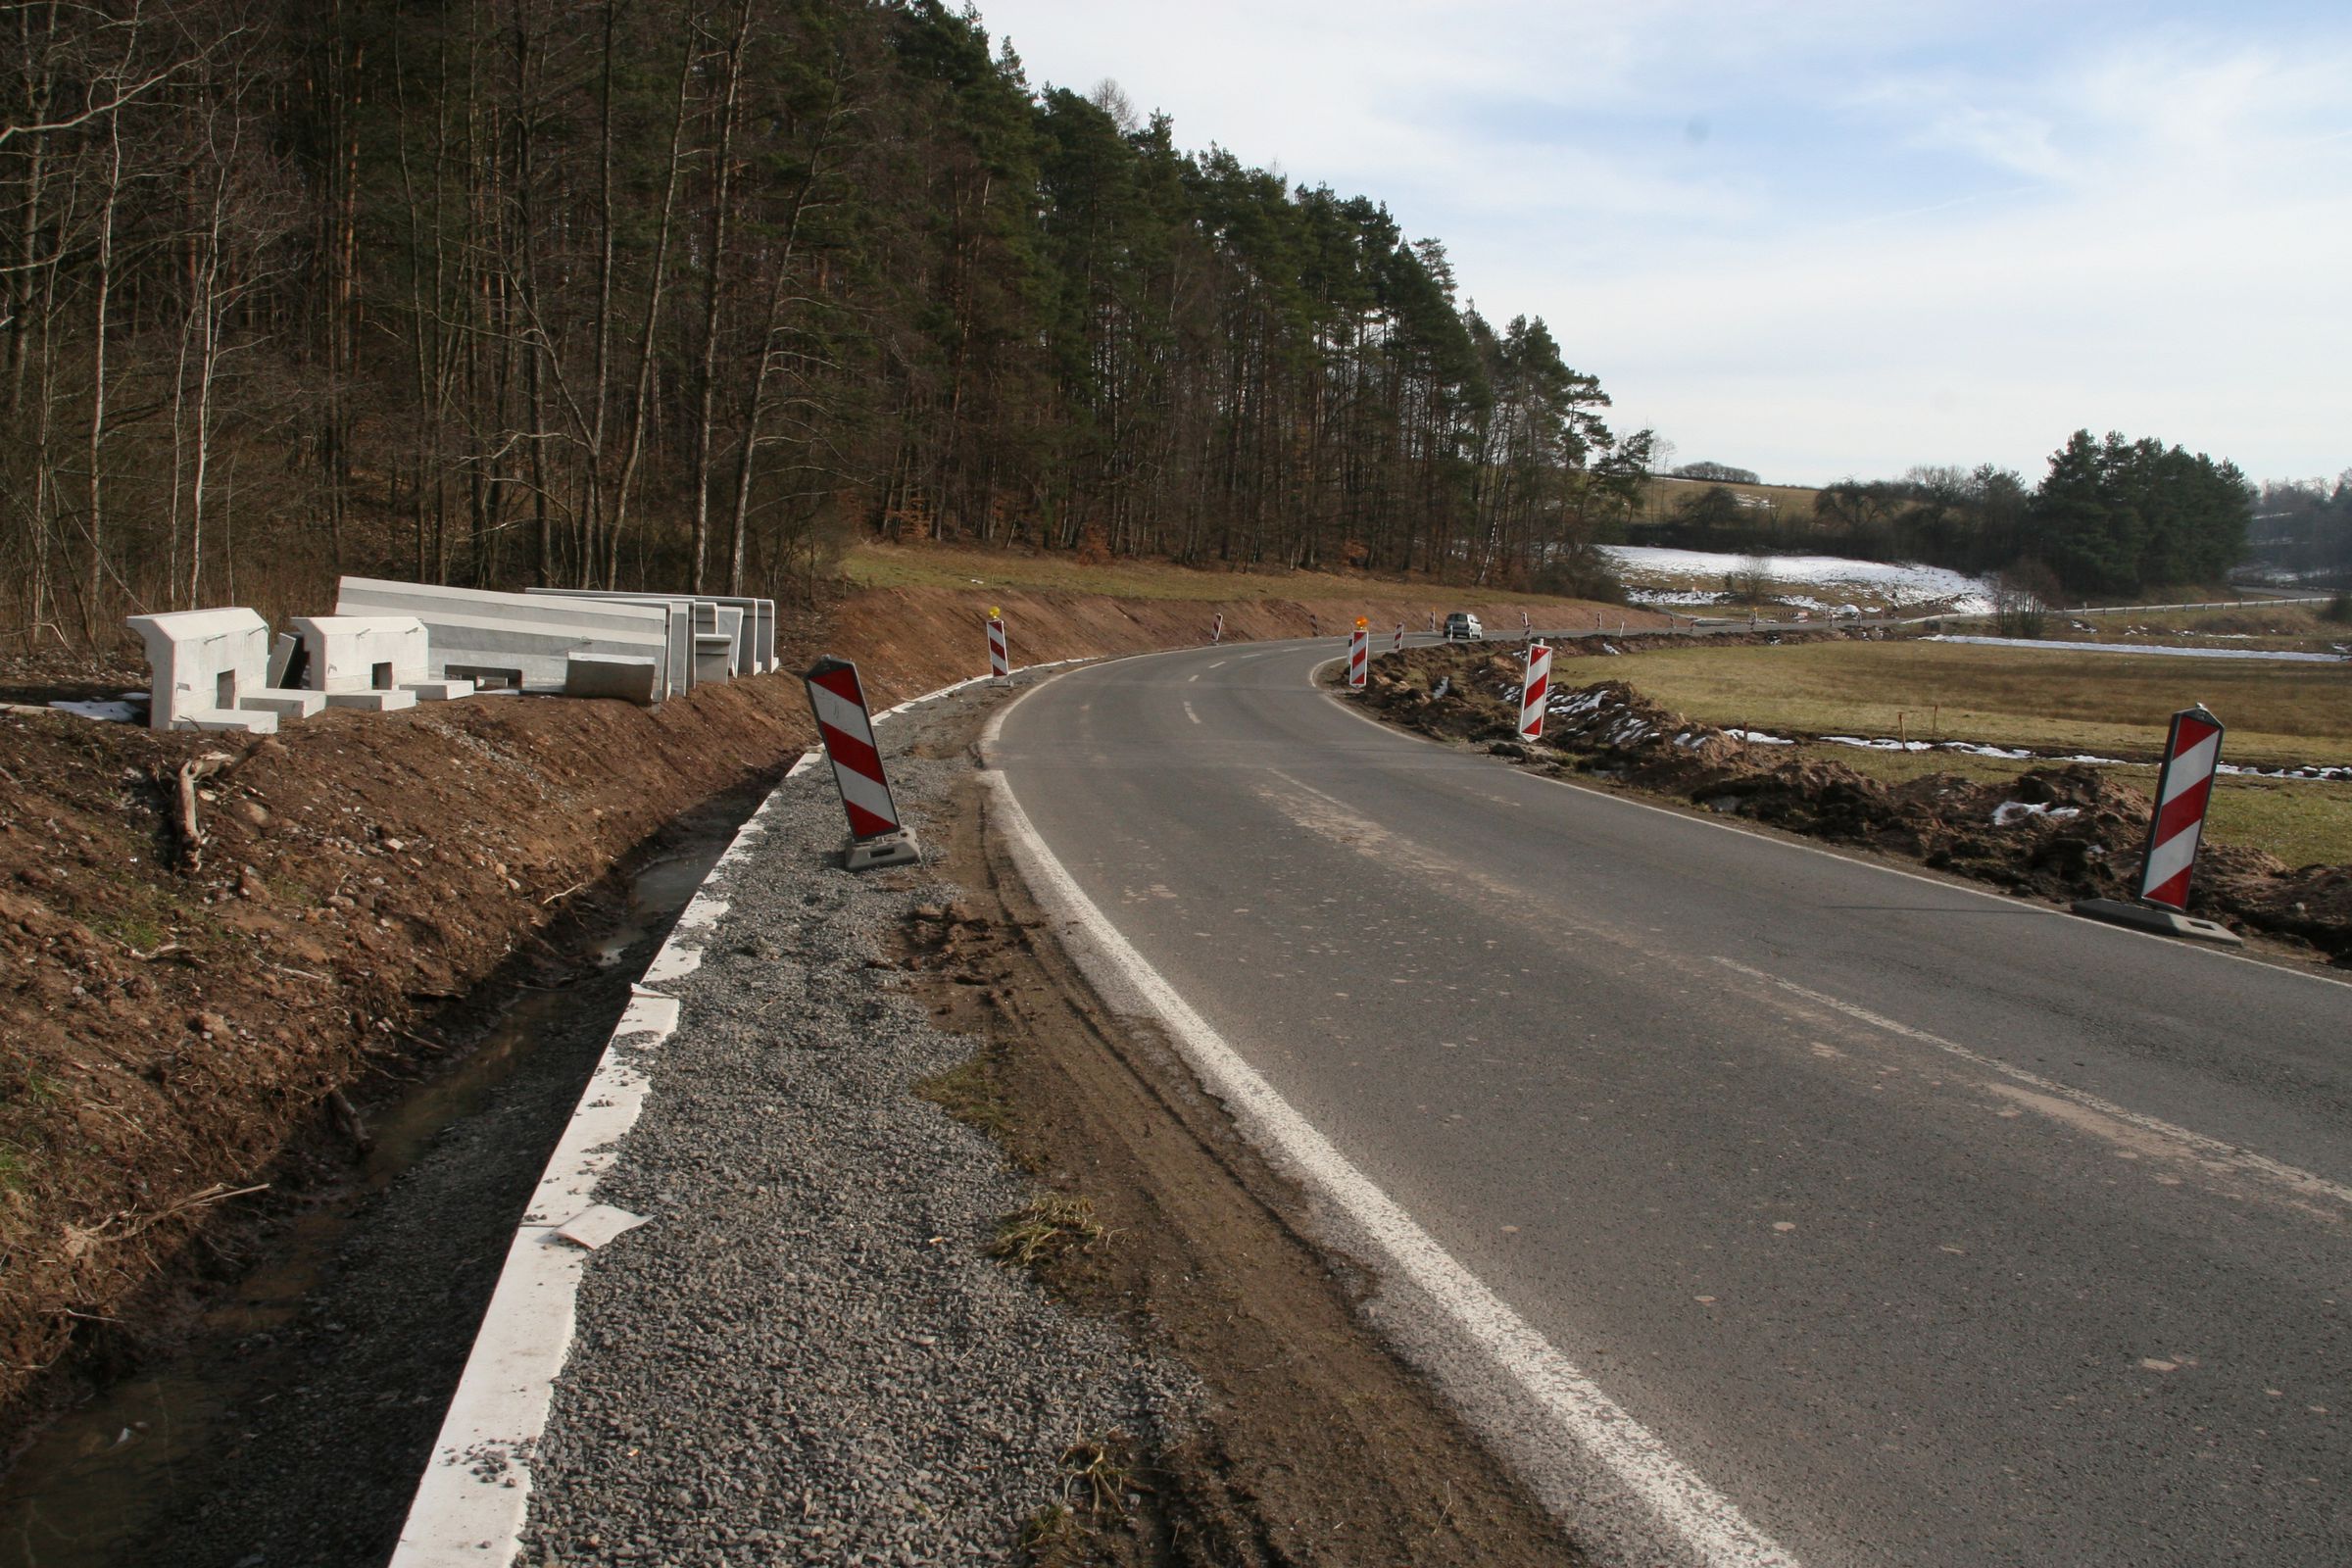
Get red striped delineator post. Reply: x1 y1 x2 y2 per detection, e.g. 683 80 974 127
2138 705 2225 910
986 608 1009 685
1518 642 1552 741
2071 703 2240 944
1393 622 1405 655
1348 618 1369 690
803 657 921 871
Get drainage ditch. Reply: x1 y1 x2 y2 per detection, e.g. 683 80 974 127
0 782 769 1568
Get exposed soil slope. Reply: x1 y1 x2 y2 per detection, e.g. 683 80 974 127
0 574 1635 1442
1365 642 2352 964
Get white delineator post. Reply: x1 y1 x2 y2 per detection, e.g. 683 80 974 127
1348 618 1369 690
1211 612 1223 645
803 657 921 870
1518 642 1552 742
2138 705 2225 910
1520 609 1533 642
986 608 1010 686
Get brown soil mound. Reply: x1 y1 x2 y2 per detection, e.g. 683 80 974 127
1365 644 2352 964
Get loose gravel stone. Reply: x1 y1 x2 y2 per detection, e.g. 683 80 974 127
522 687 1191 1564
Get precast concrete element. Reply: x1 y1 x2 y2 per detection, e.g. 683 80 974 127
288 614 477 708
564 653 662 705
269 632 301 688
694 606 743 684
125 608 326 733
519 590 694 697
528 588 774 677
338 577 672 699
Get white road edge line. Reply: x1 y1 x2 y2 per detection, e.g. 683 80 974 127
1713 957 2352 1208
1315 660 2352 995
390 656 1097 1567
978 688 1800 1568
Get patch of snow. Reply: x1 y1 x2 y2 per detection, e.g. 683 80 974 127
1928 636 2348 663
1600 545 1996 612
1821 735 1935 753
52 699 142 723
1992 802 2082 826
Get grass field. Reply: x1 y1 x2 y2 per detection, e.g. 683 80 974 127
844 542 1590 606
1640 475 1820 521
1620 638 2352 865
1629 640 2352 763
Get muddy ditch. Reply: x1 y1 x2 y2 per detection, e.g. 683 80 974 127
1362 641 2352 966
0 787 760 1566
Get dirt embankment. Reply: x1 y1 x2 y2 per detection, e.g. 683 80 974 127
1365 642 2352 964
0 576 1635 1442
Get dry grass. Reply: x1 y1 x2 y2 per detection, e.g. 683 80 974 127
1641 475 1820 521
988 1194 1104 1268
1628 640 2352 765
2007 601 2352 655
843 541 1578 606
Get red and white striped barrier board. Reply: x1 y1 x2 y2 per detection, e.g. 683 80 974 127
803 657 921 870
1518 642 1552 741
986 608 1009 685
1211 612 1223 644
1393 622 1405 655
2138 705 2225 910
1348 618 1369 690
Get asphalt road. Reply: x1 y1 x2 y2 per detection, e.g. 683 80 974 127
988 636 2352 1568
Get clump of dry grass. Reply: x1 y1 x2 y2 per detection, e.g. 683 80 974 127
988 1194 1104 1269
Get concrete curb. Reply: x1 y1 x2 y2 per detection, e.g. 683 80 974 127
387 657 1093 1567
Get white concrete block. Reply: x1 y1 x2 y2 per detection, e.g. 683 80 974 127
126 608 302 733
401 679 476 702
269 632 300 688
239 689 329 719
564 653 660 705
288 614 435 695
337 578 671 699
323 689 419 712
524 589 697 697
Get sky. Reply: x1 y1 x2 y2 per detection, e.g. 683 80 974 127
968 1 2352 490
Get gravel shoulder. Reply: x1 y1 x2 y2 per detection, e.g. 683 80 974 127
519 672 1579 1565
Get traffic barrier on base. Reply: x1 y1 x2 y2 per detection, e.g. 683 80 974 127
987 609 1010 685
1518 642 1552 741
2139 706 2225 909
1348 618 1369 690
804 657 921 870
2071 704 2241 945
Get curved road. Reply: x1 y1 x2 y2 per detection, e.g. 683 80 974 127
987 637 2352 1567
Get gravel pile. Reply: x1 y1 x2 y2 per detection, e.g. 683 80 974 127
522 686 1189 1565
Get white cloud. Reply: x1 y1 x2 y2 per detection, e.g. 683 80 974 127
974 2 2352 483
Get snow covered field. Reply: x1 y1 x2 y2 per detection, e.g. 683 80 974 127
1929 635 2349 664
1598 545 1995 613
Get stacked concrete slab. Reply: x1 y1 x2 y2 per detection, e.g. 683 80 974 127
527 588 776 677
335 577 671 704
126 609 328 734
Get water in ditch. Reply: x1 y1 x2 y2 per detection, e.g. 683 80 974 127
0 789 760 1568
